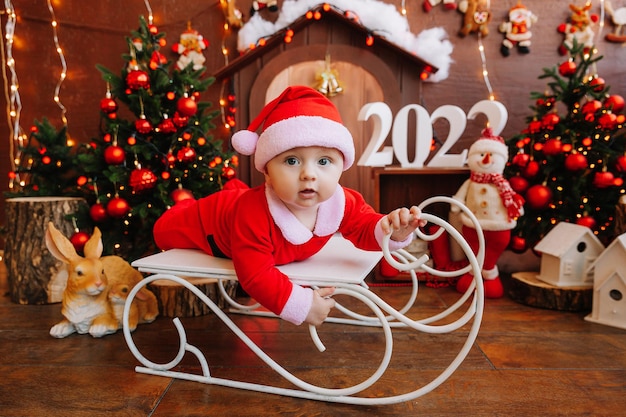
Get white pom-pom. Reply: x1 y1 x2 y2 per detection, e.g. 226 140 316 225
231 130 259 155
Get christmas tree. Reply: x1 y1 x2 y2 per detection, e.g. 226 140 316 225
74 16 237 260
6 118 78 197
504 41 626 251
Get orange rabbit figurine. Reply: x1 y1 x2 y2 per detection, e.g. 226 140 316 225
45 222 119 338
105 256 158 332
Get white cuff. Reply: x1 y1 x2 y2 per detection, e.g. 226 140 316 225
374 217 414 251
279 285 313 325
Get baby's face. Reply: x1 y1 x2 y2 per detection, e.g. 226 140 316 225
264 146 344 211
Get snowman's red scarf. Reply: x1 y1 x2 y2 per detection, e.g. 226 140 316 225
470 172 525 219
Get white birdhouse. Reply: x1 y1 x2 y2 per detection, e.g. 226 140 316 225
585 233 626 330
534 222 604 287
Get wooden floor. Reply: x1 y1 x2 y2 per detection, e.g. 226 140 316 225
1 257 625 417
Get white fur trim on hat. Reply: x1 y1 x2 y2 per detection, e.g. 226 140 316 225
231 130 259 155
472 127 508 156
253 115 354 172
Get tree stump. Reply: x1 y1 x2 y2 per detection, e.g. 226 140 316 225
148 277 239 317
4 197 87 304
508 271 592 312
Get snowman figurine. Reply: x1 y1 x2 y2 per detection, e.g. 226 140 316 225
452 128 524 298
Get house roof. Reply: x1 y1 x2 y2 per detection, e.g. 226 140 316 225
534 222 605 257
213 4 438 81
590 233 626 274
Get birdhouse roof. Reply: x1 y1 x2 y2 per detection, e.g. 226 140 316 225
213 4 438 81
534 222 604 257
590 233 626 275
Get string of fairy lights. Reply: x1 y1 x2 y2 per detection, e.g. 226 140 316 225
3 0 71 190
1 0 156 191
2 0 22 191
46 0 68 132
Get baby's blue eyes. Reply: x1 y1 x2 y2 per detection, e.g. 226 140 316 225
284 157 333 166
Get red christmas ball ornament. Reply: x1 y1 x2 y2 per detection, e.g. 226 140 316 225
541 113 560 129
589 77 605 92
615 155 626 172
135 118 153 134
558 60 576 77
157 117 177 134
106 197 131 218
593 171 615 188
70 231 90 253
542 138 563 156
104 145 126 165
166 152 176 168
99 97 118 114
126 69 150 90
522 160 540 178
527 120 542 134
576 216 597 229
222 166 237 179
509 235 527 254
508 175 529 194
171 187 195 203
176 97 198 117
89 203 109 223
525 184 553 210
590 78 606 92
129 168 158 192
172 112 189 127
604 95 625 113
564 153 588 171
512 153 530 167
598 112 618 130
581 99 602 116
177 146 197 163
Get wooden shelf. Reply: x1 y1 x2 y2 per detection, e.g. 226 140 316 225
373 167 470 218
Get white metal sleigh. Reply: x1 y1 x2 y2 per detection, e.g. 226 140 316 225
122 196 485 405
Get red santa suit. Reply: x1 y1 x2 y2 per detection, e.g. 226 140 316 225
154 86 413 325
154 182 408 325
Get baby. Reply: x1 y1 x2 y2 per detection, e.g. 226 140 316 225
153 86 425 326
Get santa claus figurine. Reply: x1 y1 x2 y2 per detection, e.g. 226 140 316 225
451 128 524 298
498 2 538 56
172 23 209 71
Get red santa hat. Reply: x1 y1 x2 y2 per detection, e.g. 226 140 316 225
231 85 355 172
472 127 508 156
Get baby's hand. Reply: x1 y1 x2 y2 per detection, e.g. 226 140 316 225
305 287 336 326
381 206 427 242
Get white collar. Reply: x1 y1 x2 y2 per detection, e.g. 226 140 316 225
265 184 345 245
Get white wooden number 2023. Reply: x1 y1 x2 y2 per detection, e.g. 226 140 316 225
356 100 508 168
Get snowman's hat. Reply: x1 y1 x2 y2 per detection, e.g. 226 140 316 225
473 127 508 155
